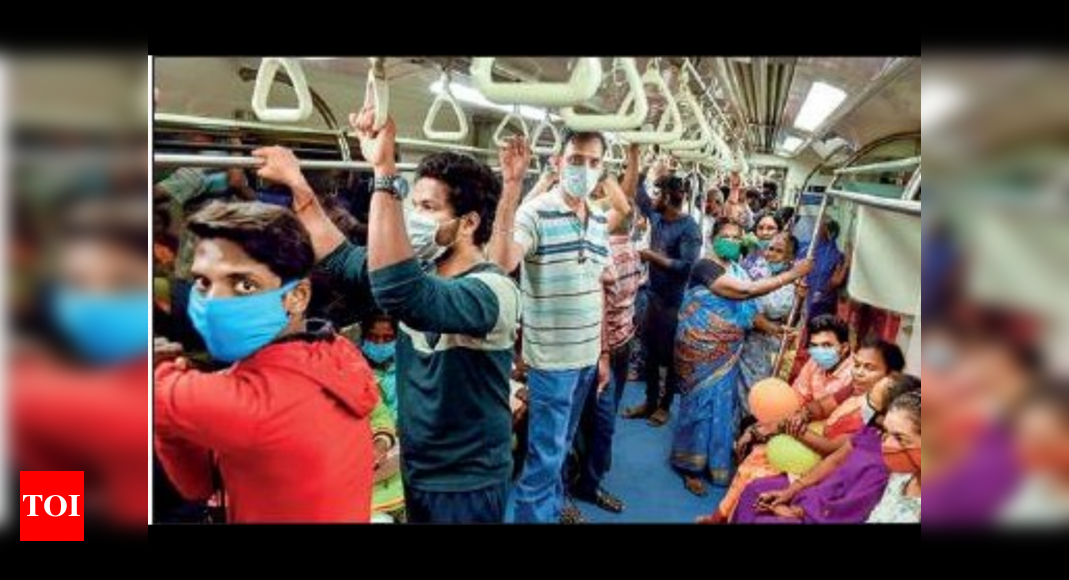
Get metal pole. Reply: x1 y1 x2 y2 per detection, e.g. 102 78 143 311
824 188 922 216
156 113 513 157
771 190 831 379
153 153 540 175
832 156 921 176
904 168 921 201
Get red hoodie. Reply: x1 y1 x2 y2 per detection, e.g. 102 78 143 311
154 331 379 523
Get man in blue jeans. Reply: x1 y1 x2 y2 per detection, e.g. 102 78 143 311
489 129 613 523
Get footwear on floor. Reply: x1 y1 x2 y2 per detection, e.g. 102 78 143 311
574 487 625 514
647 408 670 427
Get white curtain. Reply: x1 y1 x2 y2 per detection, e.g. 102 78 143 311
846 206 922 316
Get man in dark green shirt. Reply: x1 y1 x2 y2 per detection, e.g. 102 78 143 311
251 106 527 523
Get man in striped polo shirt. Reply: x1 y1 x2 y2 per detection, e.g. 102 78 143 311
489 129 613 523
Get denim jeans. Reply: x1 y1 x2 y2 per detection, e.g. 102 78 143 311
512 365 597 523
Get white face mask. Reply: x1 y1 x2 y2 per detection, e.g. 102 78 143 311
561 164 601 199
405 209 460 268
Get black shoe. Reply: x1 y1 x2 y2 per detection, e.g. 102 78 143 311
574 487 625 514
559 503 587 524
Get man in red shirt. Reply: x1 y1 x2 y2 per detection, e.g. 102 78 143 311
154 201 379 523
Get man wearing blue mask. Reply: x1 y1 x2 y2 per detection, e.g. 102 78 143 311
792 314 855 406
488 128 614 524
153 201 380 523
253 101 520 524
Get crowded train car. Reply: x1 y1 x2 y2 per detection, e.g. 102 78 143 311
152 56 922 524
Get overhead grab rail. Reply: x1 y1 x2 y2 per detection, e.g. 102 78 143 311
529 112 561 156
155 113 499 157
616 62 684 145
471 57 603 107
493 106 529 147
153 153 541 175
558 58 648 131
251 57 314 123
422 71 470 141
664 69 712 152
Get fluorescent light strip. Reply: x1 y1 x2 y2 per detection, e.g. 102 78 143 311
779 135 804 154
793 81 847 132
431 80 558 123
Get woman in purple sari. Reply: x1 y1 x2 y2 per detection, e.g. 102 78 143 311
732 389 921 524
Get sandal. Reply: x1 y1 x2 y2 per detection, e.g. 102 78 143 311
683 475 708 497
622 403 653 419
647 408 670 427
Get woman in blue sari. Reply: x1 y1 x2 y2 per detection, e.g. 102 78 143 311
672 219 813 496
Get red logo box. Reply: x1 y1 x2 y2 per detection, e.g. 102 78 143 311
20 471 84 541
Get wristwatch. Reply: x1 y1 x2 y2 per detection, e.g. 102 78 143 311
372 174 409 200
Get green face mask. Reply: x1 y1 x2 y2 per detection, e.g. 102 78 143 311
713 237 742 261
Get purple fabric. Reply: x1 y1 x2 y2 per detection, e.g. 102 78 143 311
922 423 1021 525
732 427 890 524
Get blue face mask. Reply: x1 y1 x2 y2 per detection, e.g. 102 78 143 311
769 261 789 274
808 345 842 371
203 171 230 194
52 288 148 364
188 280 299 363
362 340 396 365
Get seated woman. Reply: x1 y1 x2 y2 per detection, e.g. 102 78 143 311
732 386 921 524
707 336 904 521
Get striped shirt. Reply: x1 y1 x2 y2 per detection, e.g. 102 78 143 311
514 188 612 370
604 234 642 350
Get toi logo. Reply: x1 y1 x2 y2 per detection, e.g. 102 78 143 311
20 471 84 541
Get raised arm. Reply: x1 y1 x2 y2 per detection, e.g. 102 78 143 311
252 146 348 262
486 137 533 275
711 258 813 300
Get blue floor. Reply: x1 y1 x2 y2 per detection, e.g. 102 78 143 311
507 382 726 523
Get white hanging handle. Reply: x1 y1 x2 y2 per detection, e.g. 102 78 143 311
251 57 314 123
558 58 648 131
604 141 627 164
366 57 390 131
529 115 561 156
665 72 713 152
471 58 603 106
494 107 529 148
616 65 684 145
423 73 470 141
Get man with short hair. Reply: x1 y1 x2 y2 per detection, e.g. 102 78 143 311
623 164 702 428
154 201 380 523
255 100 521 523
488 128 614 523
